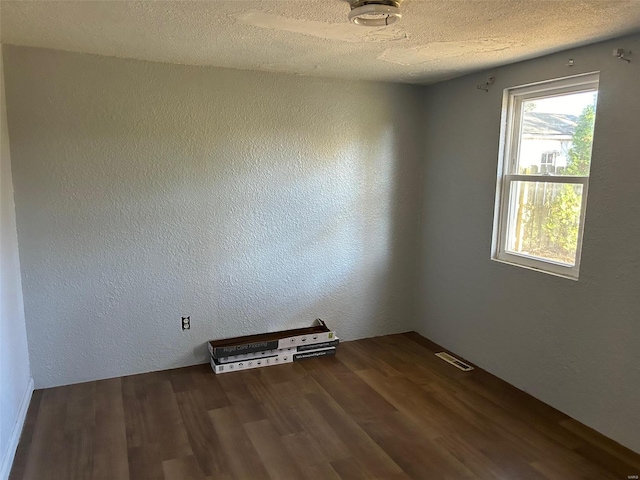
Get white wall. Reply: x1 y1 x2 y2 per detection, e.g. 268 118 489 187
3 45 422 388
418 33 640 453
0 46 33 479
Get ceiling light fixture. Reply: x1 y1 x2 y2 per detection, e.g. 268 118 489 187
348 1 401 27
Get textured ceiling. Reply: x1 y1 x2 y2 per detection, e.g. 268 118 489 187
2 0 640 84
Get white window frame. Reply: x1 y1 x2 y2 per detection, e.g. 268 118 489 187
492 72 599 280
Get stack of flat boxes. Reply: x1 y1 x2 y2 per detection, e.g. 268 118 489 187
209 319 339 374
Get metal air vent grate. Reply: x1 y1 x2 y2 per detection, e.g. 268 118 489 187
435 352 474 371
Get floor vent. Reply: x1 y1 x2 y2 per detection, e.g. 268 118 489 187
435 352 474 371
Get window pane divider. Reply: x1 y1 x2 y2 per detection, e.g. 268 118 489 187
505 174 588 185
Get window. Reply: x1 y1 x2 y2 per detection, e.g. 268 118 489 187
492 73 599 279
540 151 558 174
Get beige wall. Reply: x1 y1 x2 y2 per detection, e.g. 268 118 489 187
3 45 422 388
418 33 640 453
0 46 32 478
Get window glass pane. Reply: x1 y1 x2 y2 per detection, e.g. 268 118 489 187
505 181 584 266
517 91 597 176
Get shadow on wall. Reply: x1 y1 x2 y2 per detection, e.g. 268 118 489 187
4 46 423 386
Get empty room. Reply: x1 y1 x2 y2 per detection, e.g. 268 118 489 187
1 1 640 479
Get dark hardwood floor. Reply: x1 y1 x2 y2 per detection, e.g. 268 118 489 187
10 332 640 479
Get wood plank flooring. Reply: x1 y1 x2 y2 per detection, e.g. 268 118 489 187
10 332 640 479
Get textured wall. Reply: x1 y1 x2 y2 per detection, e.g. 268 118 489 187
0 46 32 477
3 45 422 389
418 33 640 453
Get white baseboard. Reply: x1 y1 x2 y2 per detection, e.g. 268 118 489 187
0 377 34 480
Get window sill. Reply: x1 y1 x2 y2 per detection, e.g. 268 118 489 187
491 257 579 281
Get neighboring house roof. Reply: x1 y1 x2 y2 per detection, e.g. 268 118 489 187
522 112 577 136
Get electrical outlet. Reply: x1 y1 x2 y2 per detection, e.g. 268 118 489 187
181 316 190 331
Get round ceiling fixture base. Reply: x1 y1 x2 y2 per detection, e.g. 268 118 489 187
348 2 401 27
